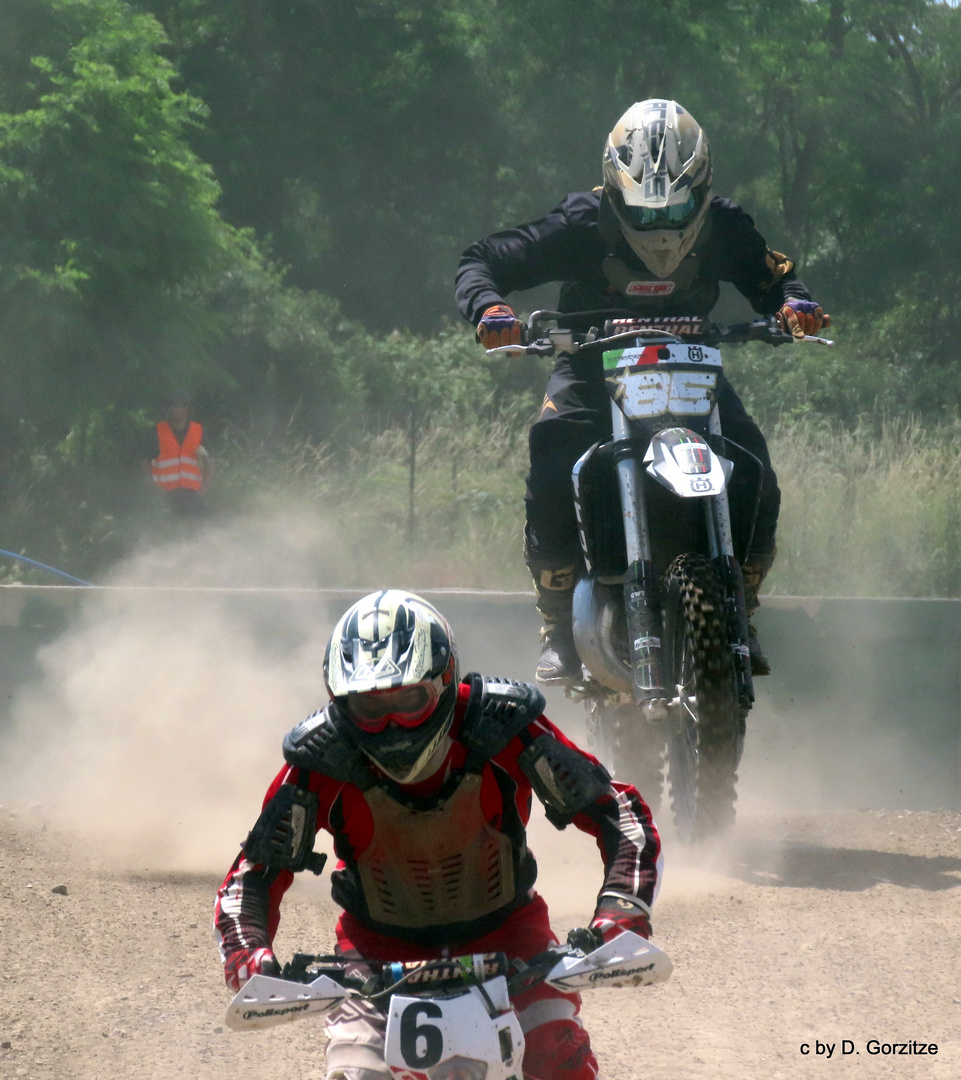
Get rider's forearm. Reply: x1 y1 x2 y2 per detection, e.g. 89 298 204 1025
214 853 291 957
215 770 308 956
571 782 662 911
454 246 515 325
777 274 814 304
455 196 599 325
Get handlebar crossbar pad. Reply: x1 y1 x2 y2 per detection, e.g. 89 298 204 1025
380 953 509 993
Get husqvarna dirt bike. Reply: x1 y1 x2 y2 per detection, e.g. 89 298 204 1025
489 312 833 842
226 929 672 1079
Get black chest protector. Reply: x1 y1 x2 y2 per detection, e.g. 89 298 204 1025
282 704 376 790
279 673 610 829
250 674 609 837
254 676 610 942
565 194 720 318
280 673 546 785
270 676 545 941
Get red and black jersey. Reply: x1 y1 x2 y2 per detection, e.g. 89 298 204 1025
215 679 661 959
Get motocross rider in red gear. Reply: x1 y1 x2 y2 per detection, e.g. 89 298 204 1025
215 590 662 1080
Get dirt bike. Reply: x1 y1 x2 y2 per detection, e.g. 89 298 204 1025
488 311 833 842
225 929 672 1079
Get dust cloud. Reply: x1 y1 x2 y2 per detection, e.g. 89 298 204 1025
0 504 546 877
0 505 356 871
0 521 946 915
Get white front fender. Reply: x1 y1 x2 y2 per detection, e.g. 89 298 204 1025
644 427 732 498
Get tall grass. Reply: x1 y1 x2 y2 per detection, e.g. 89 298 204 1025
770 417 961 597
214 409 534 590
7 409 961 598
215 412 961 599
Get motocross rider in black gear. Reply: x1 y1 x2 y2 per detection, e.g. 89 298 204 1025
455 99 830 683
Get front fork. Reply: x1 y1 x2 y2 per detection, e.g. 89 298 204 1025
611 409 667 710
613 405 754 717
707 406 754 716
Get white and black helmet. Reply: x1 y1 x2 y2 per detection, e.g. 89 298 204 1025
324 590 459 784
603 99 713 278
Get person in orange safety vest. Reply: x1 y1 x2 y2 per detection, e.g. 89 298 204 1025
143 391 210 518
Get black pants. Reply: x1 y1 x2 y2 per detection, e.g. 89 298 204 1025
524 354 780 564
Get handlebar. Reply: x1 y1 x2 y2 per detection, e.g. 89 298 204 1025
279 933 597 1002
226 929 671 1030
486 309 834 358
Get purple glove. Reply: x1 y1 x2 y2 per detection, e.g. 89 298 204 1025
776 298 830 337
477 304 522 349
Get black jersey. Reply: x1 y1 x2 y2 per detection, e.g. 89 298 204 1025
456 190 810 328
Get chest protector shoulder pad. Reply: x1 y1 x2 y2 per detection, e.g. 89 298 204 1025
282 705 375 790
242 780 327 875
518 734 613 828
460 673 546 770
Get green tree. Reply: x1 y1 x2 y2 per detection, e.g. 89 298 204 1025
0 0 251 445
0 0 368 574
147 0 512 332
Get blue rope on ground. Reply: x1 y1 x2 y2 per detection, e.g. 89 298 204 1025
0 549 92 587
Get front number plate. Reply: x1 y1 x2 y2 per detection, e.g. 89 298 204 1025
607 369 718 419
385 979 523 1080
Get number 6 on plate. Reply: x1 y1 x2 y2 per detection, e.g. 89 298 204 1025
384 981 525 1080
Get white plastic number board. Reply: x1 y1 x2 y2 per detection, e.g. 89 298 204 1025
384 979 524 1080
608 368 718 419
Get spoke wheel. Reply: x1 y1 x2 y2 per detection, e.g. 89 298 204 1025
588 701 665 816
663 553 739 842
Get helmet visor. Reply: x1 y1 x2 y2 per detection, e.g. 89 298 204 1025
345 680 440 733
621 190 699 231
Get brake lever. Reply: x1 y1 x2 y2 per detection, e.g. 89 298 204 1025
506 946 573 996
566 926 604 954
485 342 555 358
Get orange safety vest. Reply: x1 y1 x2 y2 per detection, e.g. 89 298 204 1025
151 421 204 491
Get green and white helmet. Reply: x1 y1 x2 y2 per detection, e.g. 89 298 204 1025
603 99 713 278
324 590 459 784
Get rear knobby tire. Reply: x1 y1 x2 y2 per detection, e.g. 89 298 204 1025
588 701 665 817
663 553 740 842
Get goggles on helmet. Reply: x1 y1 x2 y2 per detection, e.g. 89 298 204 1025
620 190 699 231
345 679 440 734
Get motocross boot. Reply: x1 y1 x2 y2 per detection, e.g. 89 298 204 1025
741 549 777 677
527 558 582 684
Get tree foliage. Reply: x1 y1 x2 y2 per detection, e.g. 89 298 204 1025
0 0 239 431
2 0 961 577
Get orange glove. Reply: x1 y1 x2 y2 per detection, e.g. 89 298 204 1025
476 304 522 349
776 298 831 338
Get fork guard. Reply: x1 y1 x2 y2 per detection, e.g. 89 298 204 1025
643 427 733 498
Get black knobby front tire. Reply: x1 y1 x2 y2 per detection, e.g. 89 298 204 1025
663 553 740 842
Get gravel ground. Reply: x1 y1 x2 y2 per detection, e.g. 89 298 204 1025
2 804 959 1080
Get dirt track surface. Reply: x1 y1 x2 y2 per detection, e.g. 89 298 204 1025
2 805 959 1080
